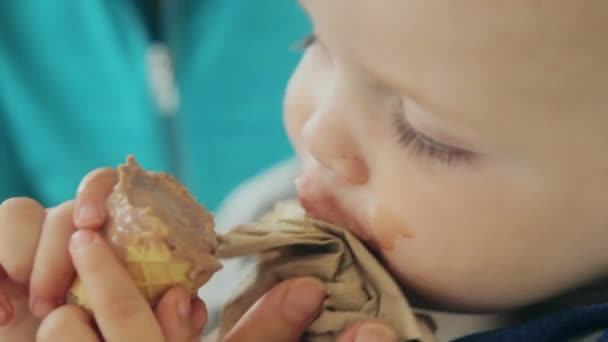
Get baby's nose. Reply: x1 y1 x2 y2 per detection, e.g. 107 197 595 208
301 112 369 185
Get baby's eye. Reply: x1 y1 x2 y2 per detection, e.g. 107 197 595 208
292 34 318 50
393 113 474 166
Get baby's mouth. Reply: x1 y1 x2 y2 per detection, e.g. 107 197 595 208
295 166 415 252
295 171 371 241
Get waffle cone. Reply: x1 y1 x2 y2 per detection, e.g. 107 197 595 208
68 239 217 312
67 156 221 313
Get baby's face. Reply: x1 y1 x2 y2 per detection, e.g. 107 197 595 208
284 0 608 312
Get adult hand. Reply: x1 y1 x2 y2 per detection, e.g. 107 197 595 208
220 277 407 342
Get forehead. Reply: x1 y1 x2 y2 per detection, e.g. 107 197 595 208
301 0 608 125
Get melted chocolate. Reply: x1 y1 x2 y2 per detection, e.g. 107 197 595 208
104 156 221 290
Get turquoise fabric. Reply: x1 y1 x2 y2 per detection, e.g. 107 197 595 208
0 1 310 210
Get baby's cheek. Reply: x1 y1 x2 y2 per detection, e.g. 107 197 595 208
368 203 414 250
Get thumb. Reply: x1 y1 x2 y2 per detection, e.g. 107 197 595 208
223 277 326 342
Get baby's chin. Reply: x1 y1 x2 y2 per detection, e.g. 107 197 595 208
390 271 541 314
380 245 576 314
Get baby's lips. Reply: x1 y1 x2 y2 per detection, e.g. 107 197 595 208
298 168 414 250
297 174 371 241
297 176 340 222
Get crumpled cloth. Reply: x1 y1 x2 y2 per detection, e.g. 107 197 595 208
216 201 422 341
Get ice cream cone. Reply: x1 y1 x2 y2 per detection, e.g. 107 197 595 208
67 156 221 312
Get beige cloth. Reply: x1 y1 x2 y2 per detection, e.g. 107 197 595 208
216 202 422 341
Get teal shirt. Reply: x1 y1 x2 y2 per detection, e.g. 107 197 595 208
0 1 310 209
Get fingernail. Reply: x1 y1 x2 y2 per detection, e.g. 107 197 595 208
355 323 398 342
31 298 56 319
281 277 326 324
177 298 191 319
76 204 101 227
70 230 96 253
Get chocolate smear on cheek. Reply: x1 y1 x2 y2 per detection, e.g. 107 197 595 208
369 204 414 250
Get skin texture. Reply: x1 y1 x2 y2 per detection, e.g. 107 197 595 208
285 0 608 312
3 0 606 340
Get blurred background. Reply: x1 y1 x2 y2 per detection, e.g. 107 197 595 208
0 0 310 211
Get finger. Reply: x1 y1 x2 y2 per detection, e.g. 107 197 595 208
337 321 398 342
0 288 14 325
155 287 205 342
74 168 117 229
223 277 326 342
37 304 100 342
69 230 164 342
0 198 45 284
29 200 77 319
0 268 12 325
191 298 208 335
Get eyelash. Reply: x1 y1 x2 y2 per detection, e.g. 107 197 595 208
295 34 470 166
293 34 317 50
393 113 473 166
